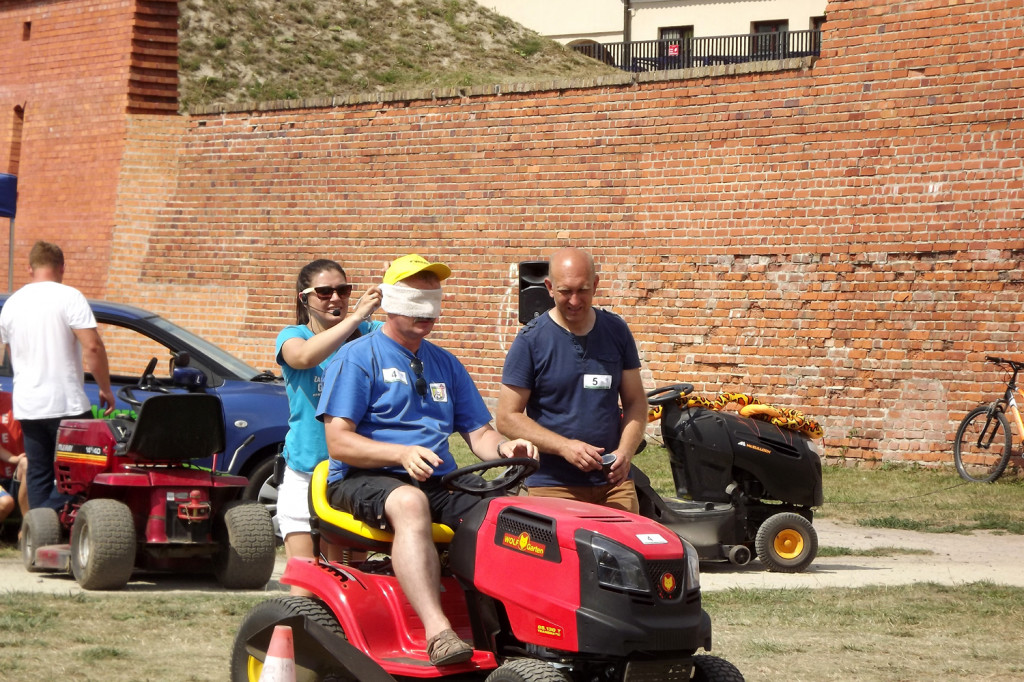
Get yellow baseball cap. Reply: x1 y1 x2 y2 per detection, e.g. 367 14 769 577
383 254 452 285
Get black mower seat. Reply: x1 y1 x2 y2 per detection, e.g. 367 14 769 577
308 460 454 553
126 393 225 463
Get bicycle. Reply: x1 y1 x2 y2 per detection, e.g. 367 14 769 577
953 355 1024 482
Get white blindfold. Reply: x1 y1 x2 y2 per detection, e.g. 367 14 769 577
380 282 443 319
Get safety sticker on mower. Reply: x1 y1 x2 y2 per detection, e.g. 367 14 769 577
636 533 668 545
535 621 564 639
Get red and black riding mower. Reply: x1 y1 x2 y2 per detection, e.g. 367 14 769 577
637 384 823 573
19 357 276 590
231 457 744 682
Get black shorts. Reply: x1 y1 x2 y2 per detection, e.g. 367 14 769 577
327 470 482 532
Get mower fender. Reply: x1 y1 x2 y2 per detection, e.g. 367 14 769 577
93 472 151 487
245 612 396 682
280 556 370 594
279 558 376 650
280 558 493 676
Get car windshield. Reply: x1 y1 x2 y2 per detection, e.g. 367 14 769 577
144 315 270 381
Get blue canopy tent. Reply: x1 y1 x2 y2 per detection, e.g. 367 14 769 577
0 173 17 292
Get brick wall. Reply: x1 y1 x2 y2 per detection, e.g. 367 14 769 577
7 0 1024 466
0 0 177 294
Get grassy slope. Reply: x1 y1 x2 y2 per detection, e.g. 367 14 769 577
178 0 620 110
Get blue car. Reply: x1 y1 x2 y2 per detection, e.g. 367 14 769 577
0 295 287 523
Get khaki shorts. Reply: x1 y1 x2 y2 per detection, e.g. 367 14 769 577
526 480 639 514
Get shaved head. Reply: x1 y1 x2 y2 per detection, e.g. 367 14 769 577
549 247 595 284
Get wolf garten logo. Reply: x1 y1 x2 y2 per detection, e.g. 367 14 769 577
657 571 681 600
502 531 546 557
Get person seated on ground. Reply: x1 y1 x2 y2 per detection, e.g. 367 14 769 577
496 247 647 513
317 254 537 667
0 449 27 525
0 391 28 527
0 484 13 525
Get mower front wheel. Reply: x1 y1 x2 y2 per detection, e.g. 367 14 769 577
213 501 276 589
692 654 745 682
485 658 571 681
21 507 62 572
755 512 817 573
71 498 137 590
230 596 345 682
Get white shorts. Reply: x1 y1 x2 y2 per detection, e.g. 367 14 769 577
275 466 314 538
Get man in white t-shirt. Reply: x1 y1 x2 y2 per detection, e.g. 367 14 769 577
0 241 115 510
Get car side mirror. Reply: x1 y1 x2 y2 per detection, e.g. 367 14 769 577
172 366 208 391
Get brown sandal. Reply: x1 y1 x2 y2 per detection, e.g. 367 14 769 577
427 628 472 666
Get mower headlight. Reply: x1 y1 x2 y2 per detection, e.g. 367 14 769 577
591 535 652 595
681 537 700 590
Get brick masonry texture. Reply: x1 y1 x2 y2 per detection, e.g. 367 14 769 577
2 0 1023 466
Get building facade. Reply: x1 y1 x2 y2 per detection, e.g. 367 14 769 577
480 0 828 45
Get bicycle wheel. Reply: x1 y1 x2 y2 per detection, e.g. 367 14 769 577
953 405 1013 482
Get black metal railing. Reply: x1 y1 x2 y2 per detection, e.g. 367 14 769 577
573 30 821 73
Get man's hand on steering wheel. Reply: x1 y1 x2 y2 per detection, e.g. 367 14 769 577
497 438 538 461
400 445 443 482
441 457 540 495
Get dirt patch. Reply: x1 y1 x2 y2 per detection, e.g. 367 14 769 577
0 553 291 596
700 518 1024 591
3 518 1022 594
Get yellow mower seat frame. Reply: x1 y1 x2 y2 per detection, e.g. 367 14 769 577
308 460 455 553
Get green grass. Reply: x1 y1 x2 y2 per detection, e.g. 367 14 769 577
4 442 1024 680
816 545 932 558
820 462 1024 534
0 591 267 681
0 583 1020 681
704 582 1024 681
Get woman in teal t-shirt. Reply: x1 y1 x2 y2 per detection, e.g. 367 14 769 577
275 259 382 594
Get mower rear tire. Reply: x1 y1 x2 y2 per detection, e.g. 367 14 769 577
242 456 282 542
692 654 745 681
755 512 817 573
21 507 62 572
71 498 137 590
485 658 571 681
213 501 276 589
230 596 344 682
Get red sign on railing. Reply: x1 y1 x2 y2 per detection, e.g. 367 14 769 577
668 43 679 56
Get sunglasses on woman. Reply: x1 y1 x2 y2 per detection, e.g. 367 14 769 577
301 284 353 300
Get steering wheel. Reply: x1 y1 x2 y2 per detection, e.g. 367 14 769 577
440 457 539 495
646 383 694 406
118 357 171 409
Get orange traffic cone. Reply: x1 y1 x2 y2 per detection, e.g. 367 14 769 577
258 624 296 682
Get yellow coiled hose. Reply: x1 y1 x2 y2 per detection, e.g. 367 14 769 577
648 391 824 439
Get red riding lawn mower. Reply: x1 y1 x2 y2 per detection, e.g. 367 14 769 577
19 358 276 590
231 457 744 681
